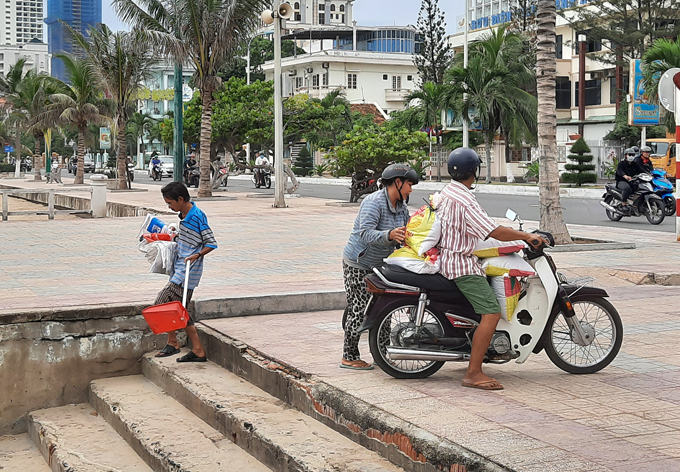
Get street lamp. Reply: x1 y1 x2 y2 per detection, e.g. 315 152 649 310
261 1 293 208
462 0 469 148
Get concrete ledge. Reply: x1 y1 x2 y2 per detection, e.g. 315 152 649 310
108 188 149 193
326 201 361 207
548 241 636 252
246 193 274 198
197 325 510 472
193 195 238 201
194 290 346 320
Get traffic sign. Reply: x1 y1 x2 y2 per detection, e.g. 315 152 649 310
4 145 13 153
658 67 680 113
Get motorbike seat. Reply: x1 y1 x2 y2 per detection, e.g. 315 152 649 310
606 184 623 200
376 264 463 294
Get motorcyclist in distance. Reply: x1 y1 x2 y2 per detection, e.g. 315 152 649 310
254 151 270 187
634 146 654 174
184 153 197 182
616 148 644 210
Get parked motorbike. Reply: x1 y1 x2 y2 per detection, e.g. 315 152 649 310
600 173 665 225
211 161 229 189
186 164 200 188
360 209 623 379
252 167 272 189
151 163 163 181
20 158 32 173
651 168 675 216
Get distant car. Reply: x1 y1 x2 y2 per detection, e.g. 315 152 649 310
69 157 95 174
148 155 174 178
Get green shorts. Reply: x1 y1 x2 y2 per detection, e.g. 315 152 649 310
454 275 502 315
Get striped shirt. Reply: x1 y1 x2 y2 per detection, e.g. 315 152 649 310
438 181 498 279
170 203 218 290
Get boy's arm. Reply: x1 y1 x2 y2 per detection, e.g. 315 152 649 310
185 247 214 263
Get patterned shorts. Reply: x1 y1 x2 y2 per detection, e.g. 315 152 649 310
154 282 195 326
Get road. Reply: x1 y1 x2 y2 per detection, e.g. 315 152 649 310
133 172 675 233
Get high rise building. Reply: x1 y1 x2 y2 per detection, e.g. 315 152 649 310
45 0 102 81
0 0 44 45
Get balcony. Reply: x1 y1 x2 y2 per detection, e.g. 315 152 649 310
293 85 346 99
385 88 410 102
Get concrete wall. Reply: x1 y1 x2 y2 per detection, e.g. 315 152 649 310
0 304 165 435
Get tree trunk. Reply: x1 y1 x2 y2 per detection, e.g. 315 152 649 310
505 137 515 183
33 134 42 181
484 135 492 183
536 0 571 244
197 89 214 198
74 130 85 184
116 116 128 190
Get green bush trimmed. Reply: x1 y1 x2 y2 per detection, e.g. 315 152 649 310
562 138 597 186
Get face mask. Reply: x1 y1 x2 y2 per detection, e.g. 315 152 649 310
626 155 635 162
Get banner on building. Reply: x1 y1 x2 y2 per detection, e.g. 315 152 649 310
99 127 112 149
629 59 660 126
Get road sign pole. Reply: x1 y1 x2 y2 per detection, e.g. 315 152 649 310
674 73 680 241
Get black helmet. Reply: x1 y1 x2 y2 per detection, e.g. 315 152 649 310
381 163 418 185
448 147 482 180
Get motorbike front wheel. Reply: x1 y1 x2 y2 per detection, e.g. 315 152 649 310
265 174 271 189
368 303 446 379
603 195 623 222
664 196 676 217
544 296 623 375
644 199 665 225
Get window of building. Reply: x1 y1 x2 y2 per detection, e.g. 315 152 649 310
556 34 563 59
295 77 303 89
610 75 630 104
556 76 571 109
322 73 328 86
318 12 325 24
312 74 319 89
392 75 402 91
330 4 335 11
340 4 345 11
407 75 413 81
383 74 388 80
347 73 357 89
575 79 602 106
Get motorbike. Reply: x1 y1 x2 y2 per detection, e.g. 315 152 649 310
651 168 675 216
211 162 229 189
600 173 665 225
186 164 200 188
127 162 135 182
252 167 272 189
151 163 163 181
20 158 32 172
359 209 623 379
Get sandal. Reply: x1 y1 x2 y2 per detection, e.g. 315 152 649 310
339 359 374 370
177 351 207 363
155 344 180 358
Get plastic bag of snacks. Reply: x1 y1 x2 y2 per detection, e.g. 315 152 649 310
404 193 442 256
481 254 535 277
385 246 440 274
489 275 522 321
473 237 527 259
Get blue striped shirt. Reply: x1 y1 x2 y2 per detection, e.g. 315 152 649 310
170 203 218 290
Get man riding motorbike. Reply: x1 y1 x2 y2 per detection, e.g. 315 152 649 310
616 148 644 210
183 154 197 183
254 151 270 187
634 145 654 174
437 148 546 391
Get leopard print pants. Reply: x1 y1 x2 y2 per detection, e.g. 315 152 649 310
342 262 372 361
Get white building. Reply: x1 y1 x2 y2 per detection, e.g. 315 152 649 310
288 0 354 26
0 0 43 45
263 26 419 114
0 39 51 76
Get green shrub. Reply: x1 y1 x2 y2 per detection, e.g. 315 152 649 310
292 146 314 177
524 161 539 181
562 138 597 186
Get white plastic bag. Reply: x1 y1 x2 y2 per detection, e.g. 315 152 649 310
137 239 177 275
385 246 440 274
481 254 535 277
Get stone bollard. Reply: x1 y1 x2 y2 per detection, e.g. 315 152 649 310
90 176 108 218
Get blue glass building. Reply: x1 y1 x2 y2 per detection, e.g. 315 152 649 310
44 0 102 81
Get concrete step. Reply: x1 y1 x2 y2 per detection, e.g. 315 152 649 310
89 375 272 472
142 351 405 472
28 404 152 472
0 433 51 472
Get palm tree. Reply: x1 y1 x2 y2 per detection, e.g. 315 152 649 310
67 24 157 189
642 36 680 126
41 55 112 184
535 0 571 244
127 111 157 165
114 0 268 197
405 82 450 181
0 59 31 168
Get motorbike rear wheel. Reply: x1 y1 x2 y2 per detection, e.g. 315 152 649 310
664 196 676 217
544 296 623 374
368 303 446 379
644 199 665 225
603 195 622 222
265 174 271 189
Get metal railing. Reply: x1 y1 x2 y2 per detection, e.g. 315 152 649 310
1 187 94 221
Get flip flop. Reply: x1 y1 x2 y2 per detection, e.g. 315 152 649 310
461 379 504 391
177 351 207 363
339 361 374 370
155 344 180 358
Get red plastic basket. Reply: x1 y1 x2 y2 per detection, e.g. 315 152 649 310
143 260 191 334
142 301 188 334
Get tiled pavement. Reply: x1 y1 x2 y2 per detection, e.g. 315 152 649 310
3 177 680 470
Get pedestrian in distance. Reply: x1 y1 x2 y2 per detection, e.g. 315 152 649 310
341 164 419 370
154 181 218 362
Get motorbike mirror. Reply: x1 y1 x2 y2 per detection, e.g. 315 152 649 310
505 209 519 222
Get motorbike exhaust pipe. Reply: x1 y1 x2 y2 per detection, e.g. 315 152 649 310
599 200 620 214
386 346 467 362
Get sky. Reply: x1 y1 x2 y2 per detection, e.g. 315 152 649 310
101 0 466 35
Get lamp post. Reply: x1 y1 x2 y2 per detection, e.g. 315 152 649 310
462 0 469 148
261 1 293 208
578 33 586 137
